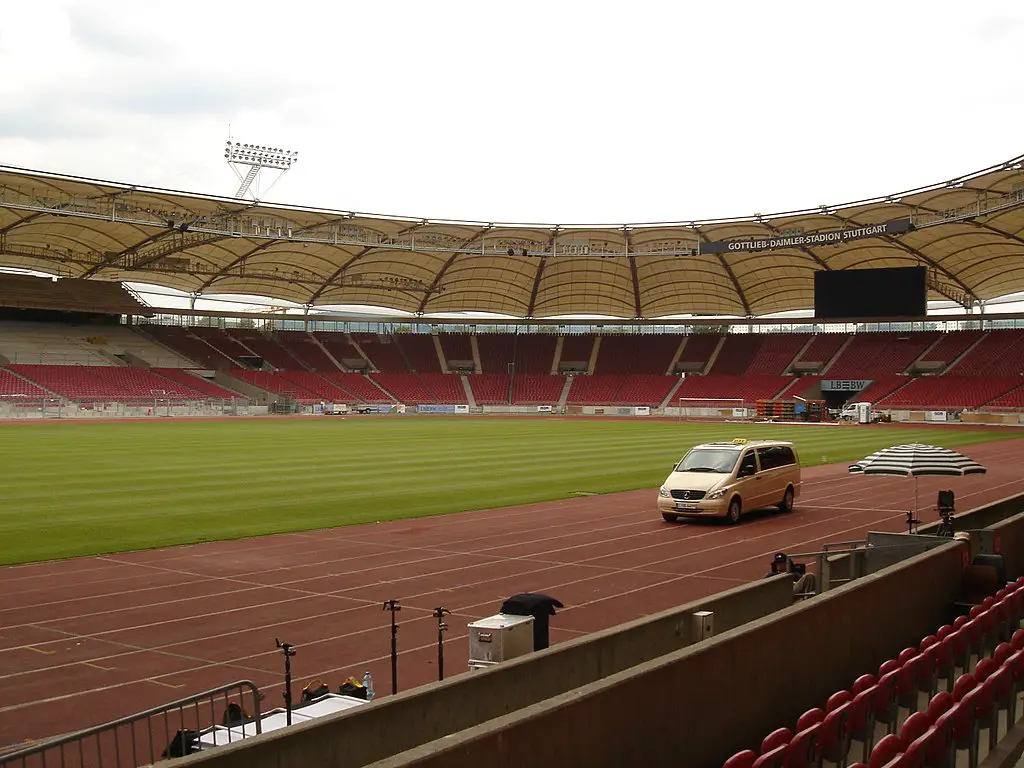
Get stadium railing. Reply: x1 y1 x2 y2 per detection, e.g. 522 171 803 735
0 680 262 768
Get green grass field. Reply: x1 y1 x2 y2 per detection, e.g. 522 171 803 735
0 417 1020 566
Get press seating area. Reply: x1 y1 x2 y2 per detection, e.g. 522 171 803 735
722 577 1024 768
7 364 207 402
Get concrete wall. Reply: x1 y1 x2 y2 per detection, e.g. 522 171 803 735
370 542 969 768
172 576 793 768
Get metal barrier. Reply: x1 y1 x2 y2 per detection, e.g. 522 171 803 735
786 536 952 597
0 680 262 768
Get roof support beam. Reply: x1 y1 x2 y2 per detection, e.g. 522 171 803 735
526 231 559 318
416 227 489 314
825 211 977 307
624 229 642 318
307 222 425 304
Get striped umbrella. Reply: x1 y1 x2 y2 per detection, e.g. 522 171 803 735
848 443 986 512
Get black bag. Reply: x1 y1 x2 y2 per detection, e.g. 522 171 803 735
163 729 200 758
339 678 367 700
302 680 330 702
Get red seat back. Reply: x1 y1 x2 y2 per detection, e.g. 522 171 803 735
722 749 757 768
994 641 1013 667
853 674 876 695
826 689 852 712
974 656 998 683
919 634 938 650
898 647 919 664
795 708 824 732
952 672 976 701
898 712 930 748
783 724 819 768
846 688 875 739
761 727 793 753
816 702 850 761
868 734 903 768
1012 628 1024 650
927 690 954 721
936 624 954 640
752 744 788 768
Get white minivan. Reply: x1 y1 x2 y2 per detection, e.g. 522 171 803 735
657 438 801 524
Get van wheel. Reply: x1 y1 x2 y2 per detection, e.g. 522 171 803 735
725 498 742 525
779 485 795 513
662 512 679 523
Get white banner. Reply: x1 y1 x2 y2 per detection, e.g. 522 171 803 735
634 406 650 416
929 411 947 422
454 404 470 414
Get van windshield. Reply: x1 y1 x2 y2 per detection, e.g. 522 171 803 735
675 448 741 473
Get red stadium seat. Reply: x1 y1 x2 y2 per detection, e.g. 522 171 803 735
867 734 903 768
846 688 877 763
935 624 954 640
760 728 792 754
752 744 788 768
782 723 819 768
827 690 852 712
722 749 757 768
816 702 851 766
795 708 824 732
897 712 930 749
1011 628 1024 651
853 674 876 695
952 672 976 702
926 691 954 722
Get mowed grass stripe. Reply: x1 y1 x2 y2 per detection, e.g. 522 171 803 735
0 418 1020 566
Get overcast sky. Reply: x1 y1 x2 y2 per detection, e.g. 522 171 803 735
2 0 1023 227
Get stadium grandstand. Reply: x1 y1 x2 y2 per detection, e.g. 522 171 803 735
1 155 1024 421
4 152 1024 768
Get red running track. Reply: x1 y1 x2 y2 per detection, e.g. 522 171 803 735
1 438 1024 748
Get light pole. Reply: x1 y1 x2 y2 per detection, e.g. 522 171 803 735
224 140 299 200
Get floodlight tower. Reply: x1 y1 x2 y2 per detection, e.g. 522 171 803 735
224 140 299 200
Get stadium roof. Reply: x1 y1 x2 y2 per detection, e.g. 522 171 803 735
0 154 1022 320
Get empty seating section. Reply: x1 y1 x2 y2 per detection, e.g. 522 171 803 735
952 330 1024 377
469 373 511 405
674 374 790 403
0 368 52 399
312 332 366 370
593 334 681 374
322 372 393 403
920 330 985 365
416 372 468 403
0 321 115 365
612 374 679 406
189 327 256 364
276 371 359 403
708 334 763 375
566 374 627 405
746 334 808 375
371 373 436 403
879 377 1022 409
511 373 564 404
355 334 408 372
7 323 1024 409
854 375 912 405
0 274 148 314
230 370 320 400
438 334 474 369
476 333 518 373
559 335 595 367
9 364 205 402
721 576 1024 768
137 325 230 369
826 332 939 378
514 335 558 373
227 329 305 370
150 369 242 399
676 334 721 370
275 331 340 372
394 334 443 373
796 333 850 368
984 384 1024 411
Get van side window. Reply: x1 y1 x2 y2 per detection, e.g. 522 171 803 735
739 451 757 475
757 445 795 470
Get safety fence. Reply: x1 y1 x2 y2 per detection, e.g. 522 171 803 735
0 681 262 768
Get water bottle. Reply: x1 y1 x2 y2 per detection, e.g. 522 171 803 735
362 671 375 701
